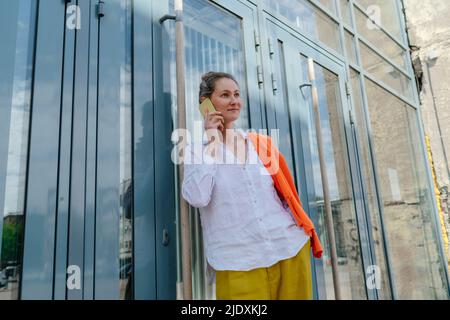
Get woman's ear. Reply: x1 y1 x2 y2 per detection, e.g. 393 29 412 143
200 96 206 103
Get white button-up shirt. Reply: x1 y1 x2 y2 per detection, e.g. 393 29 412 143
182 129 309 271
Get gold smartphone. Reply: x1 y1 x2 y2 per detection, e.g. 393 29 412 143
199 98 216 118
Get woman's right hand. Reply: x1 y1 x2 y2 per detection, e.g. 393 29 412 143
204 110 224 133
204 110 224 158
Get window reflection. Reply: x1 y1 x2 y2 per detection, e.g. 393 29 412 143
119 0 133 300
317 0 337 14
0 0 35 301
173 0 249 135
338 0 352 27
354 0 403 41
365 78 449 299
264 0 342 53
354 7 407 70
359 41 413 100
300 57 366 299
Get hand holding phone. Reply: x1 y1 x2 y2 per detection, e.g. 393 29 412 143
199 97 216 118
200 98 224 132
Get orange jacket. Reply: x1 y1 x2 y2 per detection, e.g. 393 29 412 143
249 133 323 258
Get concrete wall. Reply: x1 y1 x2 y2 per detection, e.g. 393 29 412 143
404 0 450 255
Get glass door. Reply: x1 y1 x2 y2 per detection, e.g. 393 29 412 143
263 18 379 300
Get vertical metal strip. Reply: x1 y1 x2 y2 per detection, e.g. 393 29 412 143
83 0 99 300
174 0 193 300
54 0 76 300
67 0 91 300
133 0 156 300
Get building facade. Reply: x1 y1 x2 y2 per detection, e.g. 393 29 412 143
0 0 449 300
403 0 450 268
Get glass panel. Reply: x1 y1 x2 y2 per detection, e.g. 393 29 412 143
168 0 249 300
354 7 407 70
317 0 337 15
364 78 449 299
359 41 413 100
338 0 352 26
264 0 342 53
119 0 133 300
344 30 357 65
300 56 367 299
0 0 35 300
355 0 403 41
350 69 391 299
268 37 297 171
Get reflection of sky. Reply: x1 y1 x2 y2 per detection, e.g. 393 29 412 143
3 0 33 217
119 0 132 185
266 0 317 41
118 2 133 286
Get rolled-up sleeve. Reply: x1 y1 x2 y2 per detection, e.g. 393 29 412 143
182 143 217 208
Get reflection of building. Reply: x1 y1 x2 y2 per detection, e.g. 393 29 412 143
0 0 449 300
119 179 133 300
1 212 23 300
1 212 24 270
119 179 132 275
3 212 24 226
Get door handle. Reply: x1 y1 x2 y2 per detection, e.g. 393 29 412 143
162 229 170 246
299 83 312 90
305 58 342 300
159 14 176 24
299 83 312 97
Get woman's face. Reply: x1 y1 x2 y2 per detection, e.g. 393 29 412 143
202 77 242 124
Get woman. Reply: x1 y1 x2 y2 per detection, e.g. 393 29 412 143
182 71 322 300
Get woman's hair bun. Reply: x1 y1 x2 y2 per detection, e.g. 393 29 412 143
198 71 239 103
201 71 216 82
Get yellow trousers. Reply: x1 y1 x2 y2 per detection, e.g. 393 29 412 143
216 240 313 300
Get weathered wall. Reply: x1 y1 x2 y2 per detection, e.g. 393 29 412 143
404 0 450 253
